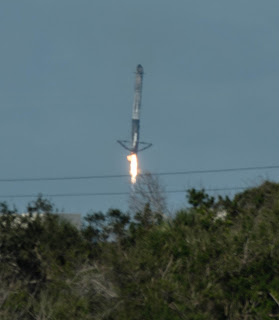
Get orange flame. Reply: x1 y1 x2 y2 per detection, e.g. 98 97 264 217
127 153 138 184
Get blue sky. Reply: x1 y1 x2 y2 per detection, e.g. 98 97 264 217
0 0 279 214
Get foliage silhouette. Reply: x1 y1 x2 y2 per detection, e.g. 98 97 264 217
1 182 279 319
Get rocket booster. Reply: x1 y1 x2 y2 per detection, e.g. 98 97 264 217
133 64 144 120
131 64 144 152
118 64 152 154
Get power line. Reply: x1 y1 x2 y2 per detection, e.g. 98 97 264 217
0 165 278 183
0 173 128 183
153 165 279 176
0 186 247 199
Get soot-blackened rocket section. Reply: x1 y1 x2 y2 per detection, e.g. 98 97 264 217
118 64 152 154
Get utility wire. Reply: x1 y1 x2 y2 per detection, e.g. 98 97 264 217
0 186 247 199
0 165 278 183
153 165 279 176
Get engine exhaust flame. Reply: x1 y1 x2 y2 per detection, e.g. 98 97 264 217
127 153 138 184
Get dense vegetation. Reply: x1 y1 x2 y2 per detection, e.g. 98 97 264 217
1 181 279 319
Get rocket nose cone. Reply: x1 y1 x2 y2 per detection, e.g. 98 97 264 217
137 64 144 74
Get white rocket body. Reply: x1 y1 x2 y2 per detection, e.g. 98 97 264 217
131 64 143 152
117 64 152 154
